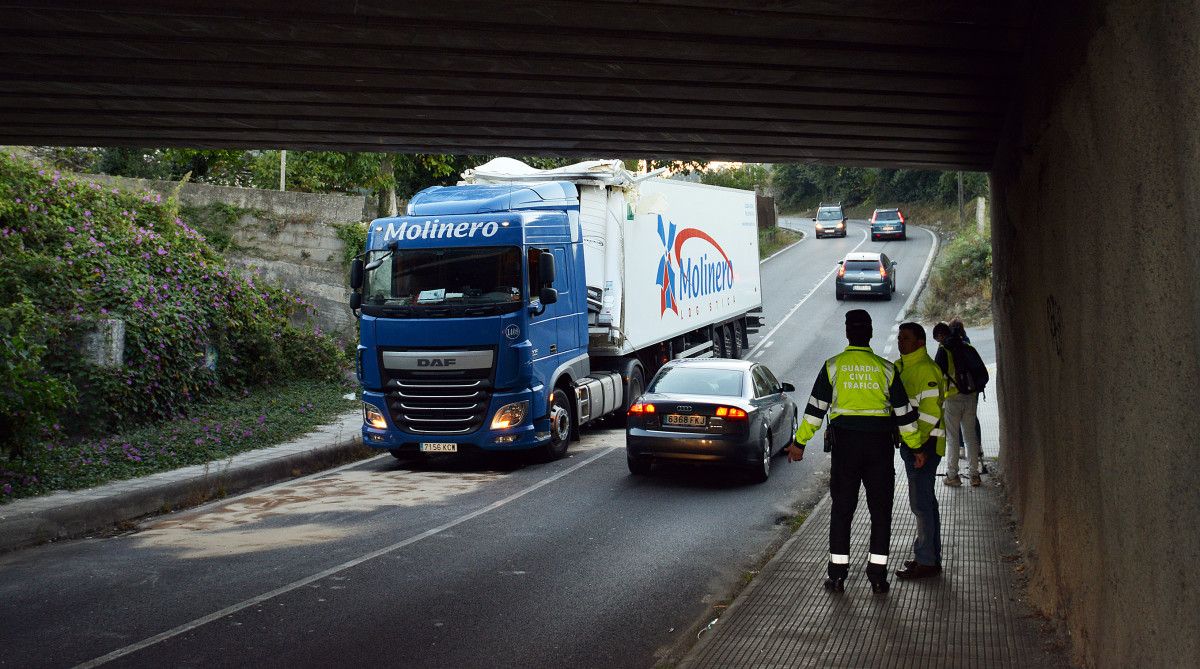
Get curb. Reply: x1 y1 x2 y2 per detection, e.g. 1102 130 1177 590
0 434 371 555
760 223 806 265
677 494 834 669
896 224 940 323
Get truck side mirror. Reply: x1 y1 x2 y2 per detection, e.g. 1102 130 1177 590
538 251 556 286
350 258 364 290
539 286 558 305
349 292 362 313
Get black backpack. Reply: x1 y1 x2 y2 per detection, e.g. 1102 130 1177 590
947 339 989 394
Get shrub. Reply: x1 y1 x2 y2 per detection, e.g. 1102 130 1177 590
921 230 993 324
0 152 347 457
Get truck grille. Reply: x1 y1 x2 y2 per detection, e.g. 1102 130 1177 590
381 354 494 436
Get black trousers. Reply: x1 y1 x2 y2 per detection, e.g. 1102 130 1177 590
827 426 895 580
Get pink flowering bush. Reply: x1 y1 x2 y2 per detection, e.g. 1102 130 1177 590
0 152 345 458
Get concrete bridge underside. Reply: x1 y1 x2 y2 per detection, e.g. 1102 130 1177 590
2 1 1197 667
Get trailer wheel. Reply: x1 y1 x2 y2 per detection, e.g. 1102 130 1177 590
730 321 744 358
713 325 728 358
537 388 573 462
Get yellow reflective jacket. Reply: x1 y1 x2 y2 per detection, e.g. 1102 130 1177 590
894 346 947 456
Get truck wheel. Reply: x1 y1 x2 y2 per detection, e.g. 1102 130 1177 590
731 321 745 358
620 367 645 427
726 323 742 358
538 388 573 462
713 326 728 358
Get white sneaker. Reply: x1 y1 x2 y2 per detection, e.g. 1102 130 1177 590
944 475 963 487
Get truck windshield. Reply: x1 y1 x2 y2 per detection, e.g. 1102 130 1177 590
362 246 524 317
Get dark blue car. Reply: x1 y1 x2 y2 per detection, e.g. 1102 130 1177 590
871 208 907 241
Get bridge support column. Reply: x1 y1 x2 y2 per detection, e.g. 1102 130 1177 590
991 1 1200 666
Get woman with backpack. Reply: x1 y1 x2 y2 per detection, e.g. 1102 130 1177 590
933 321 989 487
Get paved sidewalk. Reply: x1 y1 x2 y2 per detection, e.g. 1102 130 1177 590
680 381 1071 668
0 411 367 554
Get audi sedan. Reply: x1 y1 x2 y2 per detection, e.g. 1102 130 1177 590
835 251 897 301
625 359 797 483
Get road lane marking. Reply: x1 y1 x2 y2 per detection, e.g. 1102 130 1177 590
884 345 893 356
764 341 774 348
753 350 764 358
896 225 940 323
746 227 870 358
74 445 620 668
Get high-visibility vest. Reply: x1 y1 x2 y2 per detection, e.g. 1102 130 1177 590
895 346 947 456
826 347 896 419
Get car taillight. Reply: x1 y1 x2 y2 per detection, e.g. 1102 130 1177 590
628 402 655 415
838 264 846 278
897 211 905 223
879 263 888 279
715 406 747 419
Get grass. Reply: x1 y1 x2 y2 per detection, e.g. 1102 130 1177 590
0 378 358 503
758 226 804 259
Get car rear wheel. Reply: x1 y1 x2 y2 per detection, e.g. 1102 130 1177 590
835 290 844 301
627 455 653 475
748 431 771 483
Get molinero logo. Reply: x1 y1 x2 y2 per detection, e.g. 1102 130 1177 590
654 214 734 317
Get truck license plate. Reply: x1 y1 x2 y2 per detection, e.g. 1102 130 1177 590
853 285 872 291
665 414 706 427
420 443 458 453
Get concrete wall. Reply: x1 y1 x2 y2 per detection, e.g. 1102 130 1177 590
84 175 369 342
991 1 1200 666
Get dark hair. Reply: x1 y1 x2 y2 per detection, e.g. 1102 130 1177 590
898 322 926 343
948 319 967 338
932 322 951 339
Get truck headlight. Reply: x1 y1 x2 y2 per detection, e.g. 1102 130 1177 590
363 402 388 429
491 401 529 430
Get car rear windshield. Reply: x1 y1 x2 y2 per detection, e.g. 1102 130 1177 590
817 209 842 221
648 367 744 397
845 260 882 272
874 210 900 221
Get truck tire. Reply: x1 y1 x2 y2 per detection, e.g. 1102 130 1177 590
619 366 645 428
713 326 728 358
730 320 745 358
537 388 573 462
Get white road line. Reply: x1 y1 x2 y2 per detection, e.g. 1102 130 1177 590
764 340 775 348
74 446 620 669
884 344 893 356
887 333 898 341
895 225 940 323
746 227 870 358
753 350 765 358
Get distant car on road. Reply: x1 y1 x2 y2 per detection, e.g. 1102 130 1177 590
870 208 906 241
625 359 797 483
835 251 896 301
813 202 847 238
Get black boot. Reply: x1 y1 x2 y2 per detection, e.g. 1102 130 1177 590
824 577 846 593
869 577 889 594
866 564 889 594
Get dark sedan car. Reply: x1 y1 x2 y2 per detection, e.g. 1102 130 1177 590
625 359 797 483
835 251 896 301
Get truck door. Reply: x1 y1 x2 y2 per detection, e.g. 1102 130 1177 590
528 247 564 362
550 246 580 353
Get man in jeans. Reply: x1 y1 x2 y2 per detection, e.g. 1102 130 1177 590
894 323 947 579
936 326 984 487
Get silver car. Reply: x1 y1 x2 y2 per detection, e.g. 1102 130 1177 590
835 251 897 301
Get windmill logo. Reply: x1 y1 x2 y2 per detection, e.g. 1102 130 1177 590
655 215 679 316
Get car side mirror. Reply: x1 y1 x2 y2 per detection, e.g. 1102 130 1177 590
349 258 364 290
811 217 817 222
836 260 844 265
892 261 899 266
538 251 556 286
780 382 795 393
539 286 558 305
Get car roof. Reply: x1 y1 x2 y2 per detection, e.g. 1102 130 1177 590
818 205 842 211
663 358 755 371
843 251 882 261
873 208 899 212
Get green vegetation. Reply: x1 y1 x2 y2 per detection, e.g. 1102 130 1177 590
699 164 771 192
772 165 988 213
758 226 803 259
0 379 355 501
921 227 993 325
333 221 369 266
0 152 349 496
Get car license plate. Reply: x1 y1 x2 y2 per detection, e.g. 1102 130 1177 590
853 285 872 291
664 414 706 427
420 442 458 453
884 226 894 230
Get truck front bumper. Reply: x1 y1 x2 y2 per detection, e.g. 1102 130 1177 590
360 389 550 453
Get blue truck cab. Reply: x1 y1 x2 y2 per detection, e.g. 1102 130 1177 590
352 180 608 461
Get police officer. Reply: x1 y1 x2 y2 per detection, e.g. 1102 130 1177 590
788 310 922 594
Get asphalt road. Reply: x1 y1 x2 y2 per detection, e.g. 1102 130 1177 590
0 218 937 669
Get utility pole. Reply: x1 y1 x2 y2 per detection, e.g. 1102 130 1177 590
957 171 964 226
279 150 287 191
